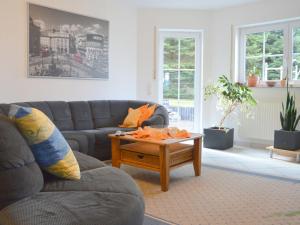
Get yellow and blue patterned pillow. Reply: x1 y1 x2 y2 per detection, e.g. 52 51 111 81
9 105 80 180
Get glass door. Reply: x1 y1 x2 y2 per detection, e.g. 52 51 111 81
158 30 202 132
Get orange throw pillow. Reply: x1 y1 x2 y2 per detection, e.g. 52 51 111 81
120 104 148 128
138 104 157 127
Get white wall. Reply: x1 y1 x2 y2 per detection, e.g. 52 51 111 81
211 0 300 144
137 0 300 143
1 0 299 143
0 0 137 103
136 8 213 98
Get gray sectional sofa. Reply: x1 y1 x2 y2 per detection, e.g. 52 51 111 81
0 100 169 160
0 100 169 225
0 116 144 225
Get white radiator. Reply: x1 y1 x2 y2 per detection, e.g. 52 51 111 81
239 102 284 141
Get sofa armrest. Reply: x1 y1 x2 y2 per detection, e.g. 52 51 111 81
141 104 169 127
141 115 165 127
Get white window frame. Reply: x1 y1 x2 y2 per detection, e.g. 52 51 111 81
290 20 300 82
237 18 300 85
157 29 203 132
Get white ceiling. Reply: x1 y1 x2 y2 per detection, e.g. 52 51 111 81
135 0 263 10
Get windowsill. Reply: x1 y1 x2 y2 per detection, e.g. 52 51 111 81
247 83 300 88
249 86 300 88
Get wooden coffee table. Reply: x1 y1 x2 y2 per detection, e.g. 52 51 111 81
109 133 202 191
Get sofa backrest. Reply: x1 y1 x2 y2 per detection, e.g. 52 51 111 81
46 101 74 130
88 100 113 128
0 106 4 115
0 116 44 210
0 100 169 131
69 101 94 130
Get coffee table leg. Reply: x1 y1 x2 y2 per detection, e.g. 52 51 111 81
193 137 202 176
111 138 121 168
159 145 170 192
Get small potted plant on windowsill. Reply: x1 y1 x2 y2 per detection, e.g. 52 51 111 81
247 67 260 87
280 76 287 88
204 75 257 150
274 79 300 150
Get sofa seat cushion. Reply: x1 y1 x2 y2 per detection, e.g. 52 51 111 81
0 190 144 225
42 151 106 182
73 151 106 172
42 166 141 198
82 127 135 160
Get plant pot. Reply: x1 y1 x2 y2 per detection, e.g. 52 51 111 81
204 127 234 150
280 79 286 88
247 75 258 87
274 130 300 150
266 81 276 87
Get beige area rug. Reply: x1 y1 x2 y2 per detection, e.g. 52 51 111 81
123 164 300 225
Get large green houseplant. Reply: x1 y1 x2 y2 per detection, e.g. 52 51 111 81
204 75 257 150
274 81 300 150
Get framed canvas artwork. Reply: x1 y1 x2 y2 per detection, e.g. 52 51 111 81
28 3 109 79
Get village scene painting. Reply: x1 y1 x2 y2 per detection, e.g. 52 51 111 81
28 3 109 79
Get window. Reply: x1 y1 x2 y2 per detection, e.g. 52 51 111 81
163 37 196 101
292 26 300 80
158 30 202 132
238 19 300 86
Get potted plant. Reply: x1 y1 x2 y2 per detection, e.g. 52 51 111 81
274 80 300 150
204 75 257 150
280 76 287 88
247 67 260 87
